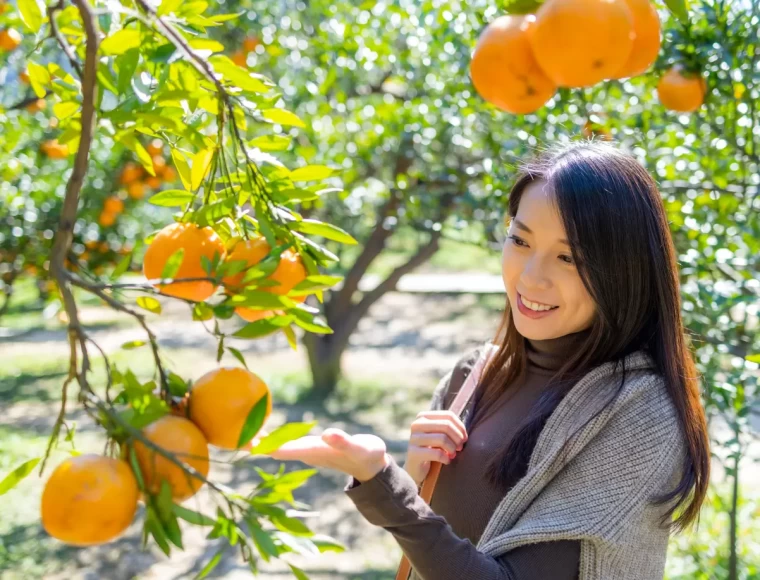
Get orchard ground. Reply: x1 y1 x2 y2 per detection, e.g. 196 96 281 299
2 272 759 578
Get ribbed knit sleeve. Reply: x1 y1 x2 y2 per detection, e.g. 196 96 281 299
345 456 580 580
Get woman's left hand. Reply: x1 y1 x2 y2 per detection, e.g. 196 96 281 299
266 428 391 482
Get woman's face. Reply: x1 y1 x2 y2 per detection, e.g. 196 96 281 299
501 179 596 340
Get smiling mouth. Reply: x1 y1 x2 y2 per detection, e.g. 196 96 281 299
518 293 559 312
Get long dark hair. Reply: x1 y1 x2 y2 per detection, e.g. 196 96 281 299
477 141 709 531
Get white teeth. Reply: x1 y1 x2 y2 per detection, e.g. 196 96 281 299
522 297 556 312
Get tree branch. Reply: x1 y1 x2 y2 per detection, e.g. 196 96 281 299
49 0 83 78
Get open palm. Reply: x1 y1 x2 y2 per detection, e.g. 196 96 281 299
267 428 390 482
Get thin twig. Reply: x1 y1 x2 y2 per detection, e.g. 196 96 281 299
48 0 83 78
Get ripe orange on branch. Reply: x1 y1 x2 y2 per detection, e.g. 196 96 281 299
189 367 273 449
41 455 139 546
143 222 226 302
104 196 124 215
470 15 556 114
529 0 634 87
0 28 21 51
41 140 69 159
119 162 144 185
132 415 210 501
657 66 706 112
611 0 661 79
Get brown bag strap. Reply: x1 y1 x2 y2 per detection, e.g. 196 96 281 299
395 346 493 580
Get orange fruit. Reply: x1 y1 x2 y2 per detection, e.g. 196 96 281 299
99 211 117 227
132 415 210 501
222 235 272 292
657 67 706 113
0 28 21 52
104 196 124 215
267 249 308 295
529 0 634 87
19 69 30 84
470 15 556 114
119 162 144 185
127 181 145 200
581 120 612 140
142 222 226 302
145 176 162 189
611 0 660 79
26 99 46 113
189 367 272 449
152 155 167 177
231 50 247 67
41 455 138 546
41 140 69 159
162 166 177 183
146 139 164 157
243 36 260 53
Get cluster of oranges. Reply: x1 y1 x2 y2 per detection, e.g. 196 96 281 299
470 0 705 115
119 139 177 201
41 366 273 545
231 35 261 68
142 222 308 322
0 27 21 52
40 139 69 159
99 196 125 228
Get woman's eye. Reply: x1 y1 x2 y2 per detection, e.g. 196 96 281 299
559 254 574 265
508 235 527 247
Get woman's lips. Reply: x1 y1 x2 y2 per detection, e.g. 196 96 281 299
516 293 559 320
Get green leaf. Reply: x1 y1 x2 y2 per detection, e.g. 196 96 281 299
18 0 43 33
146 507 172 556
119 133 155 176
52 102 80 119
290 220 357 245
196 548 225 579
237 393 269 448
291 311 333 335
289 165 335 182
272 513 313 536
311 534 345 553
249 135 292 152
193 198 236 227
172 503 216 526
209 55 273 94
192 302 214 321
664 0 689 22
249 521 279 562
27 62 50 99
158 0 183 16
282 324 298 351
746 354 760 364
149 190 195 207
111 253 132 280
501 0 543 15
191 148 215 191
161 248 185 279
188 38 225 53
136 296 162 314
249 422 317 455
288 564 310 580
229 291 293 309
0 458 40 496
121 340 147 350
227 347 248 369
261 108 306 128
233 317 292 339
101 29 142 56
171 149 192 190
116 48 140 95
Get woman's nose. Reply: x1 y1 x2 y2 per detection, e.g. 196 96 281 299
519 259 552 291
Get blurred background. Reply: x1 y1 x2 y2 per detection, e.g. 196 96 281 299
1 0 759 578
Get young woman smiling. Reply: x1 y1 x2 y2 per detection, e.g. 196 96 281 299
269 142 710 580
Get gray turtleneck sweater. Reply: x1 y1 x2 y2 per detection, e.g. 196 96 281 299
345 333 588 579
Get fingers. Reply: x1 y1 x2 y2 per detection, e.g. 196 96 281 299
409 432 461 455
411 417 467 446
417 411 467 433
408 445 451 465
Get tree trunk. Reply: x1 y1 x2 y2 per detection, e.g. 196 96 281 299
302 329 350 402
727 446 740 580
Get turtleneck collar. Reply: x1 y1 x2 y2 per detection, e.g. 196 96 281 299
525 328 592 375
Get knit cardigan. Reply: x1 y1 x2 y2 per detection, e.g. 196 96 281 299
422 344 686 580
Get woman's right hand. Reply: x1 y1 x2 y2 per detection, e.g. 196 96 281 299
403 410 468 486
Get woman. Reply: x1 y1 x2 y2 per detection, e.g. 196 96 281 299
269 141 710 580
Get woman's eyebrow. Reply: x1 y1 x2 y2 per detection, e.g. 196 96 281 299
513 218 570 245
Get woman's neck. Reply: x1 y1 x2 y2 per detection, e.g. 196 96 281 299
525 328 592 373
